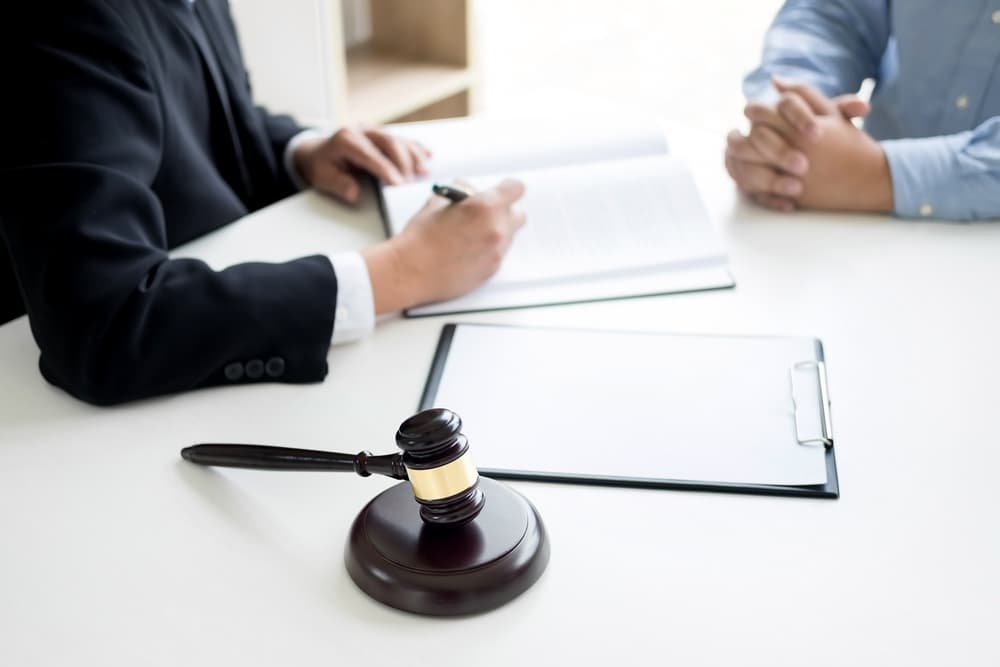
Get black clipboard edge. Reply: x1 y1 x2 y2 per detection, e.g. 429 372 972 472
418 322 458 412
374 177 393 240
476 459 838 499
419 323 840 500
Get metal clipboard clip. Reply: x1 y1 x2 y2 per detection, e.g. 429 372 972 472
790 360 834 448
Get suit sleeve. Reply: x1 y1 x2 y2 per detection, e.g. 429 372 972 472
0 3 336 405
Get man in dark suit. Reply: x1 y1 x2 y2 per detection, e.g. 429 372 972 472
0 1 525 405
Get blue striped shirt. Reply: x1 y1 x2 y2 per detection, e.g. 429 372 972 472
744 0 1000 221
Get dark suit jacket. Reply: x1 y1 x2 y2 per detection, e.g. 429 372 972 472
0 0 338 405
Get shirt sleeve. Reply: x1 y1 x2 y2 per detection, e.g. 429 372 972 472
327 252 376 344
743 0 891 102
282 134 378 341
880 117 1000 221
282 132 378 340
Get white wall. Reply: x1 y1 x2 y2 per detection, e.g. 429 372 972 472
476 0 786 137
230 0 787 134
229 0 342 126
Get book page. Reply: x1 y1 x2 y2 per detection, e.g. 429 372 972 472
430 325 829 487
384 155 725 286
387 115 669 180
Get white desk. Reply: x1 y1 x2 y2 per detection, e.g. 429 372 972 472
2 131 999 667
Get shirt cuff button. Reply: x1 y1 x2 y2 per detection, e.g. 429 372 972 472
919 203 934 217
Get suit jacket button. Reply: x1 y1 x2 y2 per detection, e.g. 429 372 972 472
224 362 244 382
245 359 264 379
265 356 286 378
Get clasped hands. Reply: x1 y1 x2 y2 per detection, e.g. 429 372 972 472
725 77 894 213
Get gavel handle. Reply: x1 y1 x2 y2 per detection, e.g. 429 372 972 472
181 444 408 480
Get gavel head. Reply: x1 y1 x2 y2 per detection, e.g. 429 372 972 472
395 408 485 526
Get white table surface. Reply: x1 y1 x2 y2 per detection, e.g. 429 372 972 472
2 129 999 667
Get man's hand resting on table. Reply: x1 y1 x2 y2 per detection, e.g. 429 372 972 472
362 179 528 314
292 126 432 203
725 78 894 214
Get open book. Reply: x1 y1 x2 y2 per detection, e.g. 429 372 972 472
382 117 733 316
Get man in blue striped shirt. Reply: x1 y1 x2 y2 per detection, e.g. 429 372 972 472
725 1 1000 221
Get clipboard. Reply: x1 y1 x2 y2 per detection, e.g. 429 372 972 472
417 323 839 499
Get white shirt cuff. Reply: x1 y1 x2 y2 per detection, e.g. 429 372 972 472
328 252 375 345
283 128 334 191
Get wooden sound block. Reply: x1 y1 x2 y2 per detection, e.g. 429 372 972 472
345 477 549 616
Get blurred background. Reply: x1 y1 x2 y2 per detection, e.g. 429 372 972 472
231 0 785 137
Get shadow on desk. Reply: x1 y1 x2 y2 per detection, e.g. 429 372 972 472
174 460 354 590
175 458 433 620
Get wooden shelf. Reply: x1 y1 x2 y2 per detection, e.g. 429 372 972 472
230 0 477 127
346 46 473 124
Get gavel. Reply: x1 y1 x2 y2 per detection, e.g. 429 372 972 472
181 408 549 616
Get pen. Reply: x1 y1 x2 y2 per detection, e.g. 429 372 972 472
432 183 470 203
